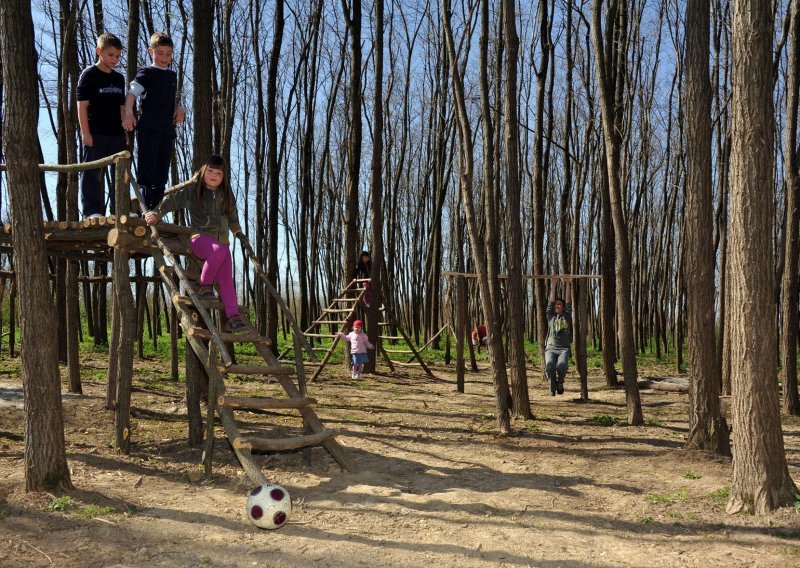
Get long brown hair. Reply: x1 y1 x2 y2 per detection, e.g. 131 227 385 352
195 154 234 215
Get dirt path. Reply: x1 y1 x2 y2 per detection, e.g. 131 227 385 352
1 356 799 567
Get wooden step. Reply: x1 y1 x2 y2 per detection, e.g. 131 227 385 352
305 332 339 338
233 430 335 451
378 322 391 326
322 308 355 314
313 319 347 325
379 335 403 341
172 294 247 312
186 326 272 345
384 348 413 354
218 364 294 376
218 395 317 410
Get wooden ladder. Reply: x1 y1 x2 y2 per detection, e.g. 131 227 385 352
281 279 435 380
125 177 356 484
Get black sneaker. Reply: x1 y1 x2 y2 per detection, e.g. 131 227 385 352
557 381 564 395
198 285 217 301
226 315 248 334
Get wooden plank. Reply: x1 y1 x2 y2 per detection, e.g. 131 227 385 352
186 325 272 345
305 332 338 338
218 395 317 410
384 349 413 354
218 364 295 376
312 319 347 325
441 271 603 279
233 430 334 452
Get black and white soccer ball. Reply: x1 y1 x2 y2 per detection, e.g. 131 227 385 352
246 484 292 530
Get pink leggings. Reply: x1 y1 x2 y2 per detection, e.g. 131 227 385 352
190 234 239 318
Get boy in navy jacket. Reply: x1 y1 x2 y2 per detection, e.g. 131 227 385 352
122 32 185 210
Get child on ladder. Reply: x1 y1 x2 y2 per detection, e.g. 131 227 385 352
144 154 247 334
338 320 374 379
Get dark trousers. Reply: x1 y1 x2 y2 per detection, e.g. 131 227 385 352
136 127 174 210
80 132 127 217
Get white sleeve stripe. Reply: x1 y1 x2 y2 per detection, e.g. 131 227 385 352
129 81 145 97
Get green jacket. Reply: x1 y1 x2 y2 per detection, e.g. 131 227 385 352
546 301 572 350
153 182 241 244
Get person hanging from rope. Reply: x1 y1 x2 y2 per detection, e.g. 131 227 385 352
144 154 247 334
351 250 372 307
545 275 573 396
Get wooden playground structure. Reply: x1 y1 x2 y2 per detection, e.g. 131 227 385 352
0 151 356 484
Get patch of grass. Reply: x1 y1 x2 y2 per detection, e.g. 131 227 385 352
480 412 495 422
78 505 115 520
665 510 681 519
645 418 663 427
589 414 624 426
0 510 6 520
647 487 690 505
639 515 654 524
709 486 730 504
794 493 800 510
524 421 541 432
684 471 702 480
46 496 74 512
781 547 800 556
124 503 139 514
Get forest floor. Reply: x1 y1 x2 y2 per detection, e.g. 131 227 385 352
1 351 800 567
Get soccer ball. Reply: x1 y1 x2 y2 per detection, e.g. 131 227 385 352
246 484 292 530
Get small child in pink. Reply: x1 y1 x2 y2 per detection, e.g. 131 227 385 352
338 320 374 379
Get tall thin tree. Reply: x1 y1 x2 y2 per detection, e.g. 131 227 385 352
1 0 73 491
683 0 730 454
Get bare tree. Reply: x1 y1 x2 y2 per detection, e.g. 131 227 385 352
726 0 796 514
781 0 800 415
683 0 730 454
1 0 72 491
591 0 643 425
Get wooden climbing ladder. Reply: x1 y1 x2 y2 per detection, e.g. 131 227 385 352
122 174 356 485
280 279 434 380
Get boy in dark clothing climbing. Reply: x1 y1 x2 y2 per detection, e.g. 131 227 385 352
122 32 185 210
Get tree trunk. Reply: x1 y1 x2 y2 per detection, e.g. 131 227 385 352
192 0 213 166
366 0 385 373
781 0 800 415
683 0 730 454
1 0 73 491
591 0 642 424
503 0 531 418
266 0 285 350
441 0 511 434
726 0 797 514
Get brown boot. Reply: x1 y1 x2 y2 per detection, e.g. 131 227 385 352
226 315 248 334
197 285 216 301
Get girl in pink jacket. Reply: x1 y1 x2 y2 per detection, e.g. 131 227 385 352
338 320 374 379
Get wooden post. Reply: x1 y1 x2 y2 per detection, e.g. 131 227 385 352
113 158 136 454
186 336 207 447
9 280 16 357
169 284 179 381
203 344 218 476
106 280 119 410
456 275 466 393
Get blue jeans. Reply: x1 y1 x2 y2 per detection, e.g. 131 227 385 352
80 132 127 217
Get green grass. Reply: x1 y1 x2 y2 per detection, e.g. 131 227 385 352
684 471 702 480
0 510 6 521
646 486 690 505
589 414 624 426
524 420 541 432
639 515 654 524
46 496 74 512
709 487 730 504
645 418 663 427
78 505 115 520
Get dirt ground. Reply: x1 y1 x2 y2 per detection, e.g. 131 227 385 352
1 352 800 568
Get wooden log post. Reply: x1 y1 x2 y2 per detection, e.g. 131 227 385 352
113 158 136 454
106 280 119 410
203 344 218 476
456 275 466 393
186 338 206 447
9 280 16 357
